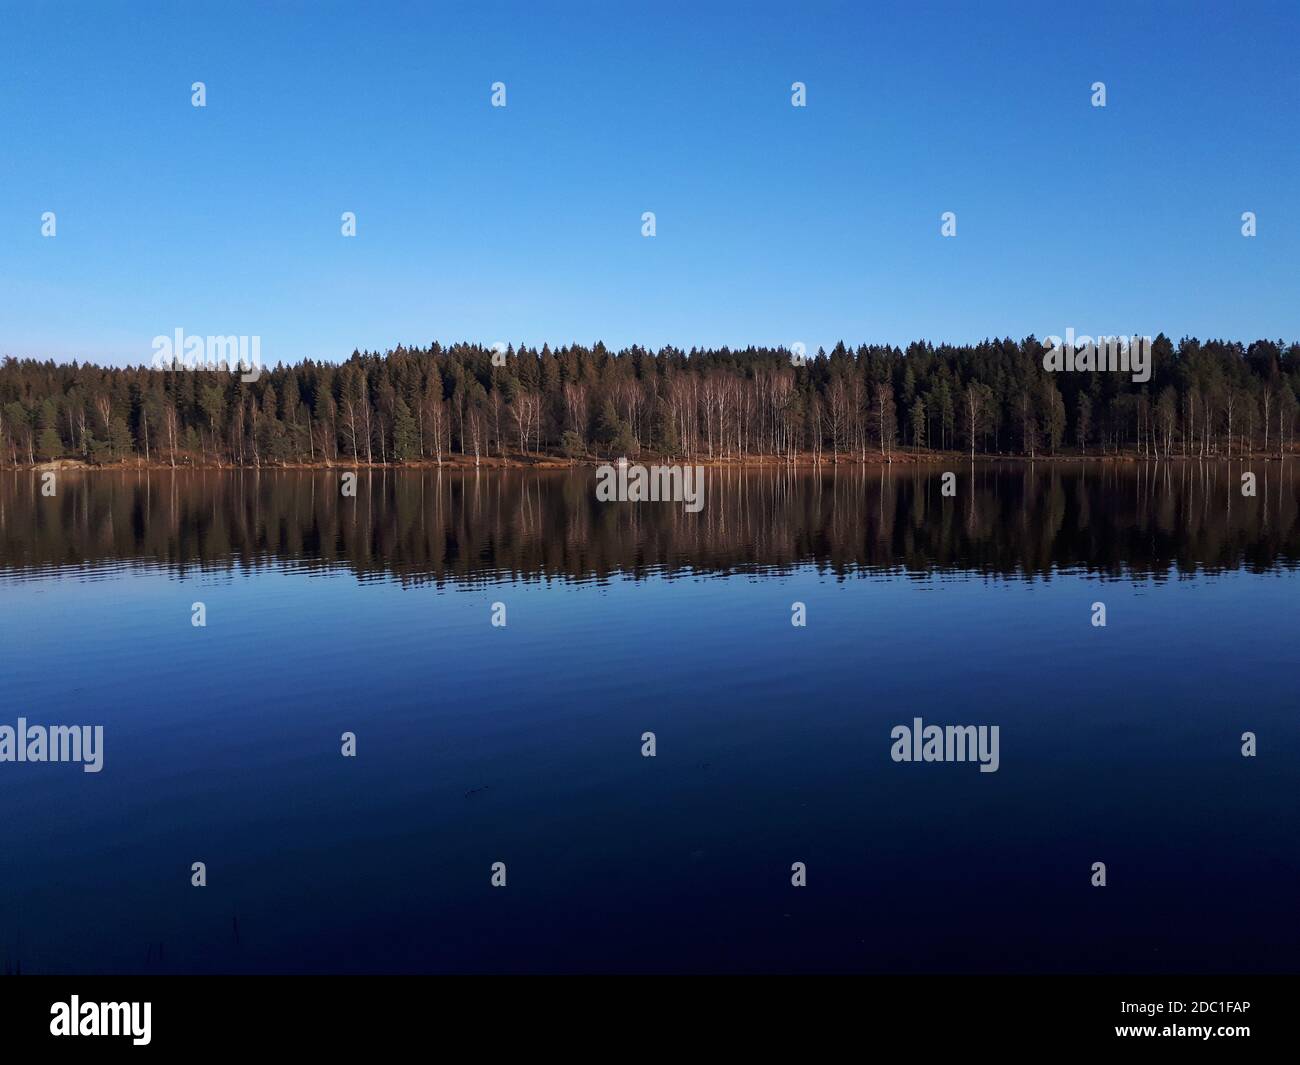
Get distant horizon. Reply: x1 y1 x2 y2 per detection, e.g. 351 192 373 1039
10 331 1300 373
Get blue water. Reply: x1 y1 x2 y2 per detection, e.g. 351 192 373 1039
1 466 1297 973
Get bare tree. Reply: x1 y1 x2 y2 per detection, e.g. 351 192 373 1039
963 382 990 459
164 403 179 468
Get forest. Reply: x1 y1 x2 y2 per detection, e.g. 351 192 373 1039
2 336 1298 467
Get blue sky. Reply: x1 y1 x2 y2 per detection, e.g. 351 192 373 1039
1 0 1296 367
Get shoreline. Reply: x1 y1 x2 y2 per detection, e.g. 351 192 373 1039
11 450 1297 474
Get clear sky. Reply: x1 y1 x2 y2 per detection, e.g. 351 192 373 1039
1 0 1296 367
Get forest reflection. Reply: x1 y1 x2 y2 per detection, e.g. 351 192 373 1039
2 462 1297 585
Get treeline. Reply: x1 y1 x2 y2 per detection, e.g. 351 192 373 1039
2 336 1299 467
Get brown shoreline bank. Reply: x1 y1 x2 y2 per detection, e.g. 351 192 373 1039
12 449 1297 474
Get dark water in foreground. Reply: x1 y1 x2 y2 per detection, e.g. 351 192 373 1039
1 463 1297 974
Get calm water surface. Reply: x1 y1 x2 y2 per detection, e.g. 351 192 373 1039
1 463 1297 973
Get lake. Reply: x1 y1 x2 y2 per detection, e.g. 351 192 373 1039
1 462 1297 973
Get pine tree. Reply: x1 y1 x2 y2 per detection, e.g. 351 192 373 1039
393 397 418 461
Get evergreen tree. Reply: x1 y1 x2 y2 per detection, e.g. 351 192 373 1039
393 397 419 461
